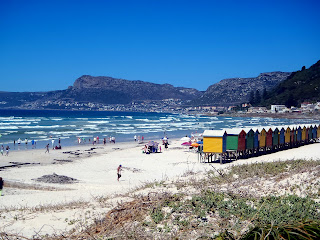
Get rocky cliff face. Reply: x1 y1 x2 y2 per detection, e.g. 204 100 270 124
194 72 291 106
68 75 202 104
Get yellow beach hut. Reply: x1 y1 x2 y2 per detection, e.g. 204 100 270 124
259 128 267 149
203 130 227 153
302 126 307 142
285 126 291 145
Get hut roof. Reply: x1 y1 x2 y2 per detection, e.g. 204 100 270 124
203 130 226 137
224 128 243 135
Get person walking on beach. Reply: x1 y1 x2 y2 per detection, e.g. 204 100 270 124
5 146 9 156
51 139 55 149
45 144 50 153
117 165 122 181
0 177 3 196
134 135 137 142
0 145 4 155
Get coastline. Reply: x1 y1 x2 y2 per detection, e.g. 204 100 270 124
0 137 319 237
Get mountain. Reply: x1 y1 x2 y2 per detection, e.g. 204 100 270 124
68 75 202 104
0 75 202 109
192 72 291 106
262 60 320 107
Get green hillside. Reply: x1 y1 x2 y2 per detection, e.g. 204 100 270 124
263 60 320 107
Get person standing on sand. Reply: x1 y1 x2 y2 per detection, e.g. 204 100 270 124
0 145 4 155
5 146 9 156
51 139 55 149
45 144 50 153
117 165 122 181
134 135 137 142
0 177 3 196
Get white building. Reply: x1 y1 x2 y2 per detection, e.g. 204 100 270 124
271 105 287 113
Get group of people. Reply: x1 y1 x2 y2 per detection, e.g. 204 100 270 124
134 135 144 143
45 137 62 153
0 145 10 156
77 136 116 145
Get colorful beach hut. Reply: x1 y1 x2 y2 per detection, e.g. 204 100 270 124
254 129 259 149
266 128 273 149
297 126 302 144
302 126 307 142
272 127 280 148
203 130 227 153
279 127 285 146
246 129 255 150
312 125 317 139
225 128 241 151
238 130 247 152
285 126 291 145
259 128 267 149
308 126 313 142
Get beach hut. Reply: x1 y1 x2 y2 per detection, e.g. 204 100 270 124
225 128 240 152
272 127 280 149
203 130 227 153
308 126 313 143
312 124 317 140
254 129 259 150
259 128 267 149
279 127 285 146
285 126 291 145
238 129 247 152
296 126 302 144
266 128 273 149
246 129 255 151
302 126 307 142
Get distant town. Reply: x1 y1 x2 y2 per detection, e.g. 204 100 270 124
2 98 320 118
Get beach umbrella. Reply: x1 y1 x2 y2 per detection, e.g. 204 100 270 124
197 140 203 144
181 142 191 146
162 137 168 140
180 137 191 141
191 142 199 147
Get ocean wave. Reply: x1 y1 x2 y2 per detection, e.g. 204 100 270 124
87 121 110 124
50 118 63 121
0 122 31 125
24 131 47 135
0 126 19 129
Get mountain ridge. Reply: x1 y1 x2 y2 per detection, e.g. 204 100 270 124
192 71 292 106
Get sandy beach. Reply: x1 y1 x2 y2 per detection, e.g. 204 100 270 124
0 139 320 238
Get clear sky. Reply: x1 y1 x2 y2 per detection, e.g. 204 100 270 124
1 0 319 92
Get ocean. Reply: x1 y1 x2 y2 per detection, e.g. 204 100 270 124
0 109 316 151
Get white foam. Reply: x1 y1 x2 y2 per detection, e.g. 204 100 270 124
24 131 47 135
87 121 110 124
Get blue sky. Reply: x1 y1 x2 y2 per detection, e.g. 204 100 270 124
0 0 319 92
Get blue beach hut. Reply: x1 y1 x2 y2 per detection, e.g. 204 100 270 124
297 126 302 143
254 129 259 149
279 127 285 145
312 124 317 139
